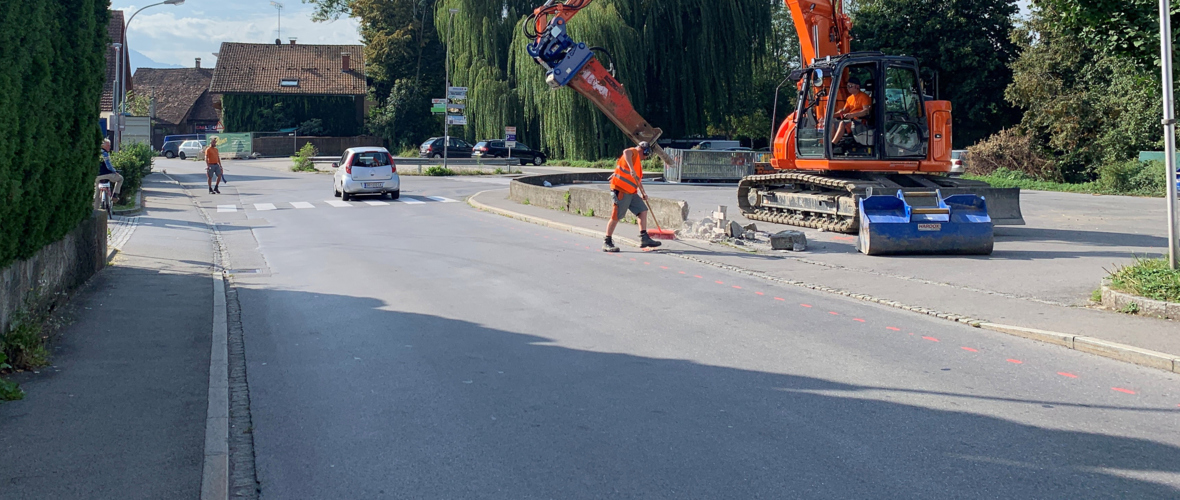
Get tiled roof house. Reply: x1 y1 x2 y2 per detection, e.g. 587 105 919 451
209 41 367 136
101 10 134 135
133 59 218 147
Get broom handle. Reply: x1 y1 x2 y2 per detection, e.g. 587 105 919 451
644 191 665 233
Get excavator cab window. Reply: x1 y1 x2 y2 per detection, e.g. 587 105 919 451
883 65 929 158
830 63 878 158
794 69 830 158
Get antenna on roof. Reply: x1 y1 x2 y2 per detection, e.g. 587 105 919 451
270 1 284 41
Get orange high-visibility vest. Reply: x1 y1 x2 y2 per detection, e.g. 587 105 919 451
610 147 644 194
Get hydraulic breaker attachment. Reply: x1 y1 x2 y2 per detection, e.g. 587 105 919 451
857 190 994 256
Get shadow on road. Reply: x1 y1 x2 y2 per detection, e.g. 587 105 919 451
240 285 1180 499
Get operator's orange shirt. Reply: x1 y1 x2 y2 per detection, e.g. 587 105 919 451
205 145 220 165
845 92 871 114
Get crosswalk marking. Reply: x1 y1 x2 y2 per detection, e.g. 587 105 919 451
254 203 277 211
290 202 315 209
364 200 389 206
397 198 426 205
217 205 237 213
325 200 352 208
425 196 458 203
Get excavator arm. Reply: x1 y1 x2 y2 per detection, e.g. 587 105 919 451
525 0 674 167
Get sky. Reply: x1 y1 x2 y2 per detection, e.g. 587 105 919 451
114 0 362 70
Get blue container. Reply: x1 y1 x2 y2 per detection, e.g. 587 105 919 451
857 190 994 255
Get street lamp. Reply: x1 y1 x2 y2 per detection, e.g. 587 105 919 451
115 0 185 149
444 7 458 171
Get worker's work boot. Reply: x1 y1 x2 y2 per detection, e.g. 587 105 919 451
639 231 662 249
602 236 620 253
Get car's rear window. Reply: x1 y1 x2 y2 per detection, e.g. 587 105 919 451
351 152 392 167
421 140 438 148
474 142 488 148
951 151 964 159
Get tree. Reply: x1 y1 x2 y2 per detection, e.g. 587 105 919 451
851 0 1022 148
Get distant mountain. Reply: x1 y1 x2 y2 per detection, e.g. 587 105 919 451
129 49 183 72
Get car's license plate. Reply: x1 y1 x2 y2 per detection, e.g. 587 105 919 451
364 182 383 188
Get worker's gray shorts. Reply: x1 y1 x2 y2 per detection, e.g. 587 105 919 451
206 163 223 178
610 190 648 219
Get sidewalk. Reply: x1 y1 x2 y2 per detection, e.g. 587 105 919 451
471 188 1180 372
0 174 214 498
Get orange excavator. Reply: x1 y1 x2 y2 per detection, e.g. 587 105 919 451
526 0 1022 254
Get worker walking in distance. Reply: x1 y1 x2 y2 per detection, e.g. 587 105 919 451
603 141 662 252
204 138 223 194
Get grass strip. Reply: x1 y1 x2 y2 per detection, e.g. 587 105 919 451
1107 258 1180 303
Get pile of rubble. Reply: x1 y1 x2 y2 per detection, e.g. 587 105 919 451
676 206 807 252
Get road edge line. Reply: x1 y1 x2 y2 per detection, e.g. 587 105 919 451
468 189 1180 375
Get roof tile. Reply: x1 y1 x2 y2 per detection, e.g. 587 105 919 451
209 42 365 96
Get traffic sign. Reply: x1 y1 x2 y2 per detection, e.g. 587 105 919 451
446 115 468 126
447 86 468 100
432 98 447 104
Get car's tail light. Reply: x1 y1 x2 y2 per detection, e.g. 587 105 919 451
480 146 489 152
345 163 352 174
388 153 396 173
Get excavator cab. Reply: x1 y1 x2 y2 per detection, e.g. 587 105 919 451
793 53 934 168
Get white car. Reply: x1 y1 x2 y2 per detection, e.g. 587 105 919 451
950 149 968 176
177 140 206 160
333 147 400 201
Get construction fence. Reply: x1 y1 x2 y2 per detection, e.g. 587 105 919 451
664 149 757 183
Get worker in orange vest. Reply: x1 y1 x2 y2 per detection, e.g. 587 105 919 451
604 141 661 252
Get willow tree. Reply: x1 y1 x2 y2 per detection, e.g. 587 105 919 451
439 0 774 159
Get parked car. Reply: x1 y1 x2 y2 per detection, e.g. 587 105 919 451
333 147 400 201
177 140 207 160
164 133 206 144
472 139 547 166
419 137 473 158
950 149 968 176
160 140 183 158
692 140 741 150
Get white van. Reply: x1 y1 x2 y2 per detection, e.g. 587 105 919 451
693 140 742 151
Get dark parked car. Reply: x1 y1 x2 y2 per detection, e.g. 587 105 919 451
419 137 473 158
160 140 183 158
472 140 547 166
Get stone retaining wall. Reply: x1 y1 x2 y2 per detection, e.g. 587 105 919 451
509 172 688 229
1 212 107 333
1101 284 1180 320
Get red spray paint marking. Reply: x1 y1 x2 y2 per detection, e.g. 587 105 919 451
853 318 865 323
679 271 686 274
922 336 939 342
716 281 725 284
630 258 637 261
1057 372 1078 378
1112 387 1137 395
961 347 978 352
732 285 743 289
828 311 840 316
755 292 764 295
694 275 703 279
832 235 857 241
644 262 650 265
801 304 813 308
1007 359 1023 364
660 266 670 270
886 327 901 331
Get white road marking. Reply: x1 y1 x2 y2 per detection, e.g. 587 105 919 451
364 201 390 206
217 205 237 213
325 200 352 208
290 202 315 209
426 196 458 203
254 203 277 211
397 198 426 205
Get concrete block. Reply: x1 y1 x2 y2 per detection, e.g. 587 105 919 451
743 223 758 232
1168 301 1180 320
727 221 744 238
743 230 757 240
771 230 808 251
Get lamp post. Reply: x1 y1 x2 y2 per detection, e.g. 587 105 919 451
117 0 185 149
1160 0 1179 269
444 7 458 171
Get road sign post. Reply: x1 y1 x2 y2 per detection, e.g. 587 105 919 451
1160 0 1179 269
506 126 517 174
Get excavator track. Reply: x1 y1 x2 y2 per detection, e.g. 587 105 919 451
737 172 880 234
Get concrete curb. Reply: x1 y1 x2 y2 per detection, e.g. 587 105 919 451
112 189 144 216
1101 284 1180 320
469 189 1180 375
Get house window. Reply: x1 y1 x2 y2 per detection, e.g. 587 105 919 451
280 79 299 87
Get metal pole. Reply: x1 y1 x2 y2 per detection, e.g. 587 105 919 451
1161 0 1179 269
444 9 455 172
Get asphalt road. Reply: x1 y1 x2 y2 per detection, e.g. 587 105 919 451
162 158 1180 499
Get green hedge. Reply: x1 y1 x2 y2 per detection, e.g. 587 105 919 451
0 1 109 269
110 142 153 203
222 94 361 136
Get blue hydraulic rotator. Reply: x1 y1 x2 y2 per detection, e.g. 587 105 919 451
527 17 595 88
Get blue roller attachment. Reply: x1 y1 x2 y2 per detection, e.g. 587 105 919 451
857 190 994 255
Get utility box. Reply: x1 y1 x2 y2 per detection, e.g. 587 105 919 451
120 116 151 147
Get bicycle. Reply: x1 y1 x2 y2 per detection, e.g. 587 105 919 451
96 179 114 217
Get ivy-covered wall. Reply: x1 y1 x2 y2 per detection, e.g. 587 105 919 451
222 94 362 136
0 0 109 269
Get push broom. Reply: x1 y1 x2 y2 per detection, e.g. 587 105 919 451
645 194 676 240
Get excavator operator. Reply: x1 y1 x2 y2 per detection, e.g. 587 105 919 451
603 141 662 253
831 78 872 146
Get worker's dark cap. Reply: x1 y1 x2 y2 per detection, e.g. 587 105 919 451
847 78 861 86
